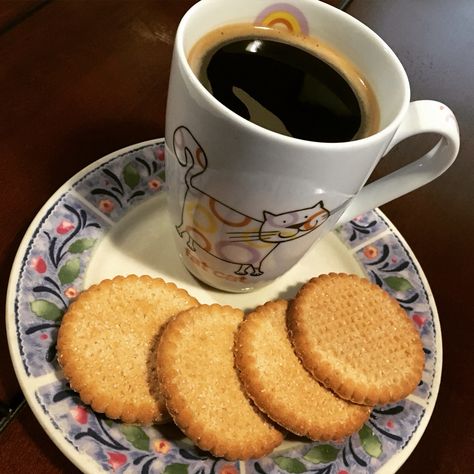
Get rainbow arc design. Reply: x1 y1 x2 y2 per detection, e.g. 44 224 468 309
255 3 309 35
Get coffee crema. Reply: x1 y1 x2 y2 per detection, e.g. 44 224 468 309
188 24 379 143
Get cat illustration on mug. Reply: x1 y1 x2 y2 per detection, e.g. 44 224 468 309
172 126 330 276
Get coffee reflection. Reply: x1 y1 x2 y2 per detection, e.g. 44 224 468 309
189 24 379 142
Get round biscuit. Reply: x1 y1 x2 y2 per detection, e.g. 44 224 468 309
156 304 283 460
288 273 425 405
57 275 199 424
235 300 370 440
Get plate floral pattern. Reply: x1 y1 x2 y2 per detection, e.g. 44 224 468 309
7 140 440 473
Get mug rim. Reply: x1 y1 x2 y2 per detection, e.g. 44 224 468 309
174 0 411 149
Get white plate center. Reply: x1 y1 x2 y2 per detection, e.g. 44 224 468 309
85 194 364 310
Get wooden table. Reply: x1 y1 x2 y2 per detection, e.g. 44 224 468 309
1 1 472 472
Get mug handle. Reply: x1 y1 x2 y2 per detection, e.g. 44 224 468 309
339 100 460 223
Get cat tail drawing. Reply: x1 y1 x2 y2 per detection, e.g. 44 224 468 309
173 126 208 188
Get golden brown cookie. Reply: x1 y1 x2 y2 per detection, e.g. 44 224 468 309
156 304 284 460
57 275 199 424
235 300 370 440
288 273 425 405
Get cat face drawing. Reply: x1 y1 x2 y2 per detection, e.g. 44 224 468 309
172 126 330 277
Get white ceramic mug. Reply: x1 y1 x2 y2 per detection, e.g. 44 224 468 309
164 0 459 292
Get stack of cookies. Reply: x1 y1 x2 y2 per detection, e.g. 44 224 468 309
57 273 424 460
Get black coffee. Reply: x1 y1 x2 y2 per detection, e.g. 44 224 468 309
189 25 379 143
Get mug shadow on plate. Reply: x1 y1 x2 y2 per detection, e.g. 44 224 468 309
93 194 191 284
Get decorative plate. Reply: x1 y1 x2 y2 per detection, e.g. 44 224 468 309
6 139 440 473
